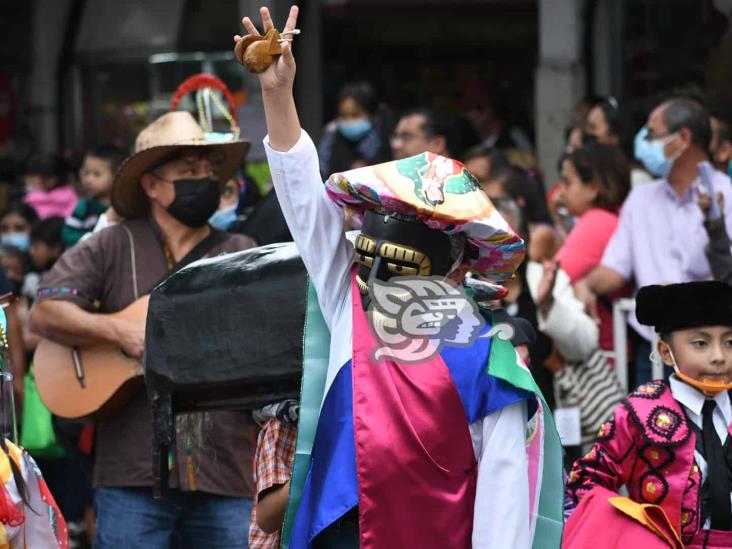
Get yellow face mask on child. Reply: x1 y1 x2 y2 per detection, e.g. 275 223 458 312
665 345 732 397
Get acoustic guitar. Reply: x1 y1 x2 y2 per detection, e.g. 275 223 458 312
33 296 150 420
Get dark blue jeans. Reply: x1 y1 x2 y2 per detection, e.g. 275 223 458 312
93 487 252 549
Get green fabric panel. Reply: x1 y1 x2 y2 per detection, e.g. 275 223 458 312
246 162 273 197
485 311 564 548
281 279 331 548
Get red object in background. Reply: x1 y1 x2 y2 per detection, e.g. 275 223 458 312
546 181 562 205
0 70 16 144
78 423 95 456
170 73 238 123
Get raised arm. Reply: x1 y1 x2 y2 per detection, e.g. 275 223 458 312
237 6 301 151
236 7 353 326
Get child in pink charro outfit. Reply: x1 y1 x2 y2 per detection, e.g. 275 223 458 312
565 281 732 549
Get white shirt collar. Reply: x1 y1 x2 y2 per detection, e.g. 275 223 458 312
669 375 732 421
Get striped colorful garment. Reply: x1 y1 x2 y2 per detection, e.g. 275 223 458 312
0 306 67 548
263 130 563 548
280 277 564 549
0 440 68 548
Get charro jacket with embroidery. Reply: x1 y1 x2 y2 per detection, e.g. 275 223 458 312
566 380 703 543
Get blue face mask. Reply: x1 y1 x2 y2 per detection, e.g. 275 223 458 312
338 118 373 142
634 127 680 177
1 232 30 251
208 204 237 231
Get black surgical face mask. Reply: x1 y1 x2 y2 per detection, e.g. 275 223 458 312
167 178 221 228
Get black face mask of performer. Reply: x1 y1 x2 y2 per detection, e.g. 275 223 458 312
167 178 221 228
354 209 454 310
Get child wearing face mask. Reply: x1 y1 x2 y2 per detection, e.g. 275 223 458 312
564 281 732 549
24 217 65 303
62 144 126 246
0 202 39 252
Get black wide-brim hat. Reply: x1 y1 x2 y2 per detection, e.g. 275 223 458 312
636 281 732 333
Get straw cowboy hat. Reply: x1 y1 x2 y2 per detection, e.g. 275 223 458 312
112 111 250 218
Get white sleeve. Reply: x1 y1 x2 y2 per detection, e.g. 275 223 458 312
526 262 599 362
264 130 353 329
90 211 115 235
472 401 531 549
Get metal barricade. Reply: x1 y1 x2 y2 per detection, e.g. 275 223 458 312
612 298 664 392
612 298 634 392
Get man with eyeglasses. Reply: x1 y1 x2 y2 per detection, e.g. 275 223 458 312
389 108 452 160
29 111 258 547
587 98 732 384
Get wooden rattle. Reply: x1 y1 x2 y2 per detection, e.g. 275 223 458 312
235 29 300 73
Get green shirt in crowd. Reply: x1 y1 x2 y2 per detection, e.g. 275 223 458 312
61 196 109 247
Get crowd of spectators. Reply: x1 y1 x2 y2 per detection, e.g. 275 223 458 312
4 74 732 546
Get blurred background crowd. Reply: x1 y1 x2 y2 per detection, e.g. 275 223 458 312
3 0 732 547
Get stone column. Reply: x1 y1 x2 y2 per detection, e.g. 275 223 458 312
592 0 624 98
28 0 73 152
535 0 585 185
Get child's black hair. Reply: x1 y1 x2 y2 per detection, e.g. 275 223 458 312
85 144 128 173
0 202 39 227
24 153 64 179
0 245 29 274
30 216 64 247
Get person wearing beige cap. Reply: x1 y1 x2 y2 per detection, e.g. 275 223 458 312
29 111 258 547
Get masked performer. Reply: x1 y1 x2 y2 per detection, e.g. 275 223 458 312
566 281 732 549
235 6 563 549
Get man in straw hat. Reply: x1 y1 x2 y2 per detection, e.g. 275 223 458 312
30 111 258 547
236 6 563 549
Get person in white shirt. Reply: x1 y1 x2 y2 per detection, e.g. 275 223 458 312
235 6 563 548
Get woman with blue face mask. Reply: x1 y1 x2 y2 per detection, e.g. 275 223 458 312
317 81 388 178
209 176 242 231
0 202 39 252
